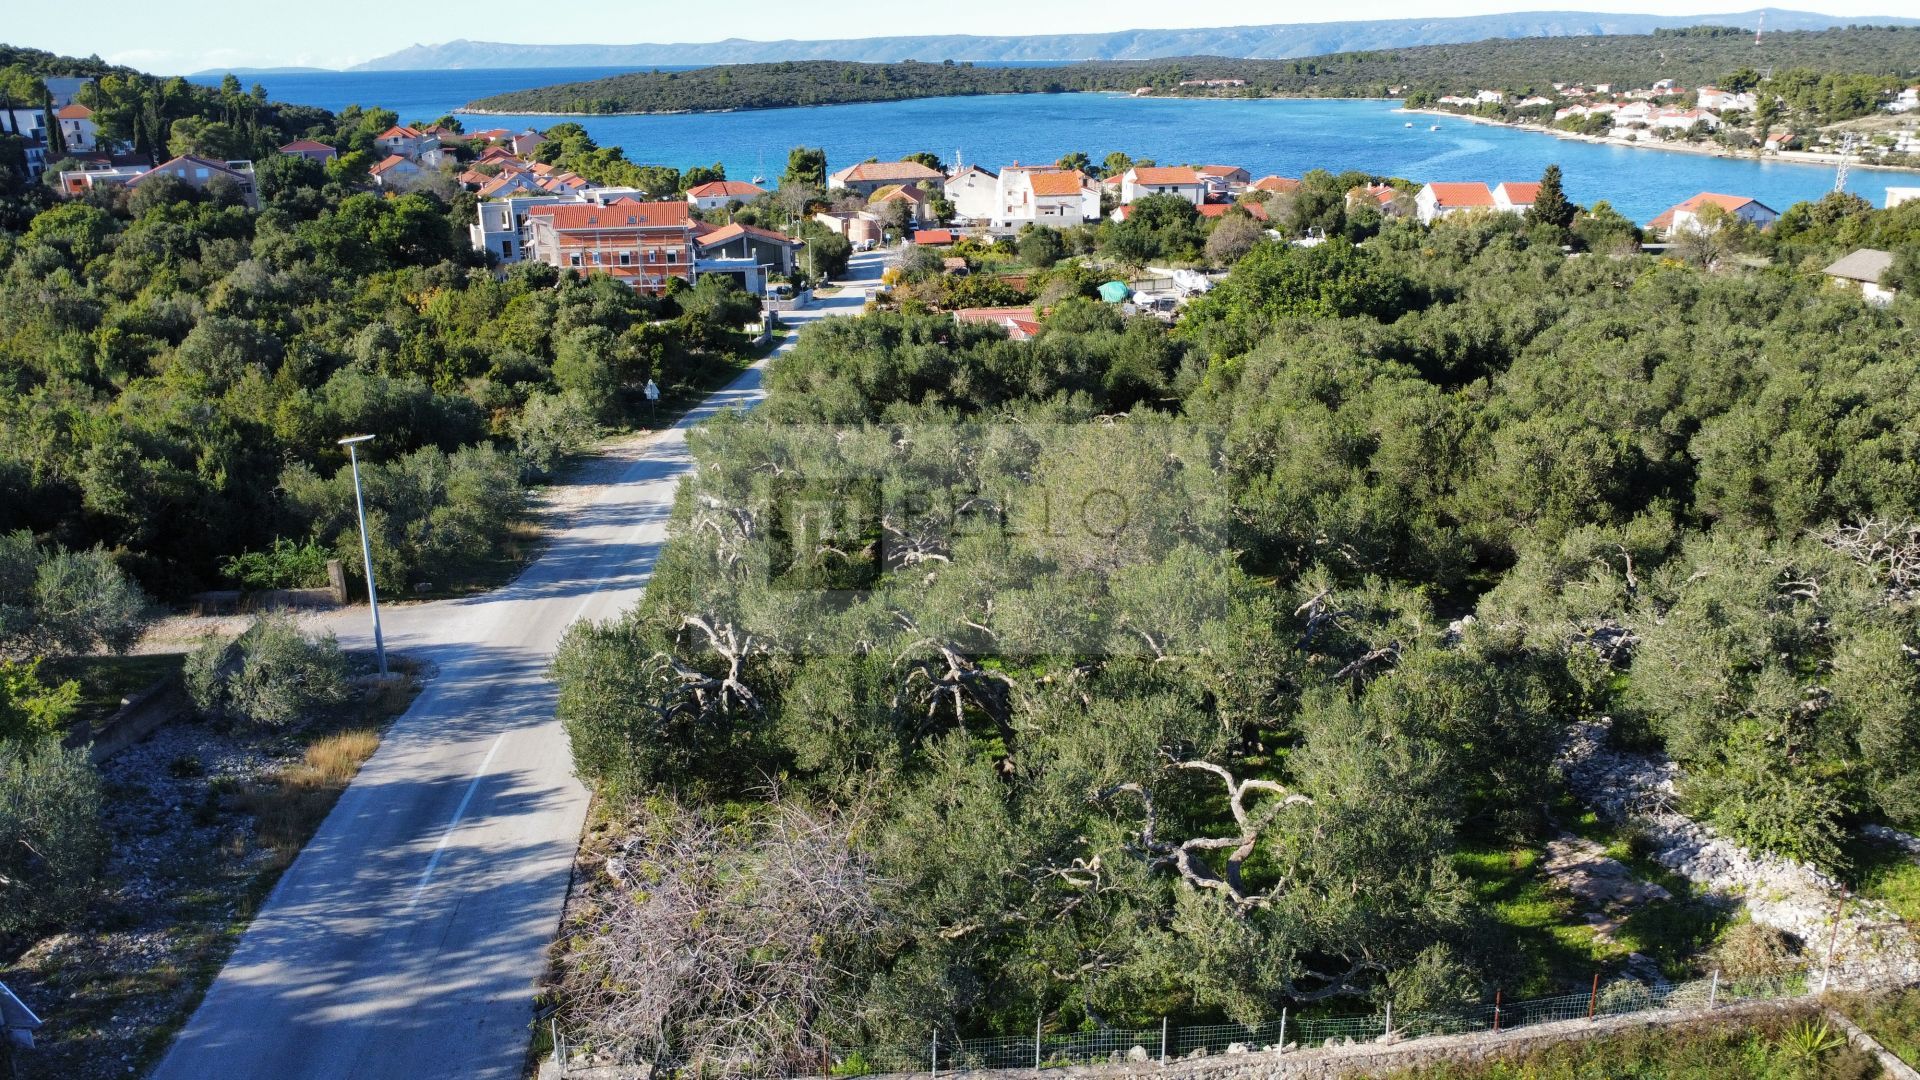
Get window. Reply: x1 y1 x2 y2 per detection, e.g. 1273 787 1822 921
501 240 513 258
569 253 582 267
666 250 677 264
619 252 631 265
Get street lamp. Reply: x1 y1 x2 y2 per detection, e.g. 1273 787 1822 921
337 434 387 677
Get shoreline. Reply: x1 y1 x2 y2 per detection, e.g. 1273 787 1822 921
457 89 1398 119
1400 107 1920 175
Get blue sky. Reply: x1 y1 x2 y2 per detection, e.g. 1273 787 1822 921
8 1 1907 74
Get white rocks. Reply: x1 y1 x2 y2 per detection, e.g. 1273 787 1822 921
1559 718 1920 986
1225 1042 1249 1055
1862 824 1920 863
1126 1045 1149 1062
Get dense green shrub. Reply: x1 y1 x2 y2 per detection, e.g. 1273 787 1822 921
0 738 107 934
186 615 350 728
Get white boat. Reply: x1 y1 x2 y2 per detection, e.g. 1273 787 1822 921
1404 121 1414 127
1430 124 1441 131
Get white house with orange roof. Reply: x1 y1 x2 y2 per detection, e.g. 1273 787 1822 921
829 160 946 197
685 179 767 211
1647 192 1778 238
996 167 1099 228
55 103 97 152
1492 182 1540 213
373 125 444 166
1415 182 1495 223
278 138 337 163
369 154 422 188
1194 164 1251 196
1251 175 1301 195
1120 166 1205 205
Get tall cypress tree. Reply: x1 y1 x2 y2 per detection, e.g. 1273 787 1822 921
1529 163 1576 232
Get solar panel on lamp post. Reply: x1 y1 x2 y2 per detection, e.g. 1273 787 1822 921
336 434 387 677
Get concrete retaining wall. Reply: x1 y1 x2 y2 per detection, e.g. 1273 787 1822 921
62 676 188 764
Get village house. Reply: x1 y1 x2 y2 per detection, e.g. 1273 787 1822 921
1194 165 1251 196
943 165 1000 223
1120 165 1205 205
523 198 698 294
1888 188 1920 208
124 154 258 207
468 187 648 263
693 221 803 294
509 129 546 155
995 167 1099 228
1250 175 1301 194
278 138 337 163
475 170 545 198
1648 192 1779 238
685 180 767 211
1822 248 1897 306
369 154 422 188
1647 108 1720 134
814 209 885 246
58 162 149 196
1886 86 1918 113
1491 182 1539 213
1415 182 1494 224
373 125 444 166
1696 87 1757 112
55 103 97 152
1347 184 1402 216
869 183 933 225
829 160 946 197
1514 95 1555 109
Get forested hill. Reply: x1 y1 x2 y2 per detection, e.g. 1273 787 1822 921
359 9 1918 68
464 26 1920 114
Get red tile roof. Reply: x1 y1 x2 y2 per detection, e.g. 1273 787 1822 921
127 155 251 186
531 200 692 230
1198 201 1268 220
695 221 801 248
1251 175 1301 193
368 154 414 176
1424 182 1495 208
1195 165 1247 178
278 138 334 154
1129 166 1202 186
56 103 93 120
836 161 944 183
686 180 766 198
1026 170 1087 197
376 125 423 141
1495 182 1541 205
913 229 956 245
1648 192 1771 230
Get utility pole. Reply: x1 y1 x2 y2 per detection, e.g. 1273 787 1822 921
336 434 387 677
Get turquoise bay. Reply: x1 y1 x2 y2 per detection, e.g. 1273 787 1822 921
197 69 1920 224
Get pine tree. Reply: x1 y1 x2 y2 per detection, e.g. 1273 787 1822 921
1529 163 1576 232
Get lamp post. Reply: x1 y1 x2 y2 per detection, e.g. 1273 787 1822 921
337 434 387 677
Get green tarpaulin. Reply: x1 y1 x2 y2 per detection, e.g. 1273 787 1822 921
1098 280 1131 303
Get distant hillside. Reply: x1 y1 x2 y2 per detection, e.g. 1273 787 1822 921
357 9 1918 69
464 26 1920 115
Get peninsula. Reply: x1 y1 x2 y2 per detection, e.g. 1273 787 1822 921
463 26 1920 115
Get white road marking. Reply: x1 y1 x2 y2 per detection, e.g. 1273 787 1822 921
405 732 508 911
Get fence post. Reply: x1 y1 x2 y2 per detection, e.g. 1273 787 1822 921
932 1029 939 1078
1589 972 1599 1020
1278 1007 1287 1052
1493 989 1502 1033
1820 891 1847 994
1384 1001 1392 1039
1708 969 1720 1010
1035 1013 1043 1071
1160 1017 1168 1066
551 1019 562 1075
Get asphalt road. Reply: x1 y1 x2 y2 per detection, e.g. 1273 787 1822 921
151 254 888 1080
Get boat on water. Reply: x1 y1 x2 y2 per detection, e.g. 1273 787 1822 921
1430 124 1441 131
1404 121 1414 128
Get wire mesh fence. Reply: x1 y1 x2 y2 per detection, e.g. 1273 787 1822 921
552 963 1870 1078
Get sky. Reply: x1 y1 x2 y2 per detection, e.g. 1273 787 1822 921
7 0 1910 74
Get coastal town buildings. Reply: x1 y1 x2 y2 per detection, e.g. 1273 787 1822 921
814 209 885 246
468 187 652 262
1414 181 1537 224
55 103 96 152
943 165 1000 222
122 155 258 207
995 167 1100 228
368 155 422 188
373 125 445 167
693 222 803 294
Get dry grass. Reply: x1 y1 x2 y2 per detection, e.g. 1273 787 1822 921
240 728 380 864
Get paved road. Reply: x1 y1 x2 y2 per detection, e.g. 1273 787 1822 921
152 255 887 1080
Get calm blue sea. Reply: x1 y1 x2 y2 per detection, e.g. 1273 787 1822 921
193 69 1920 224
